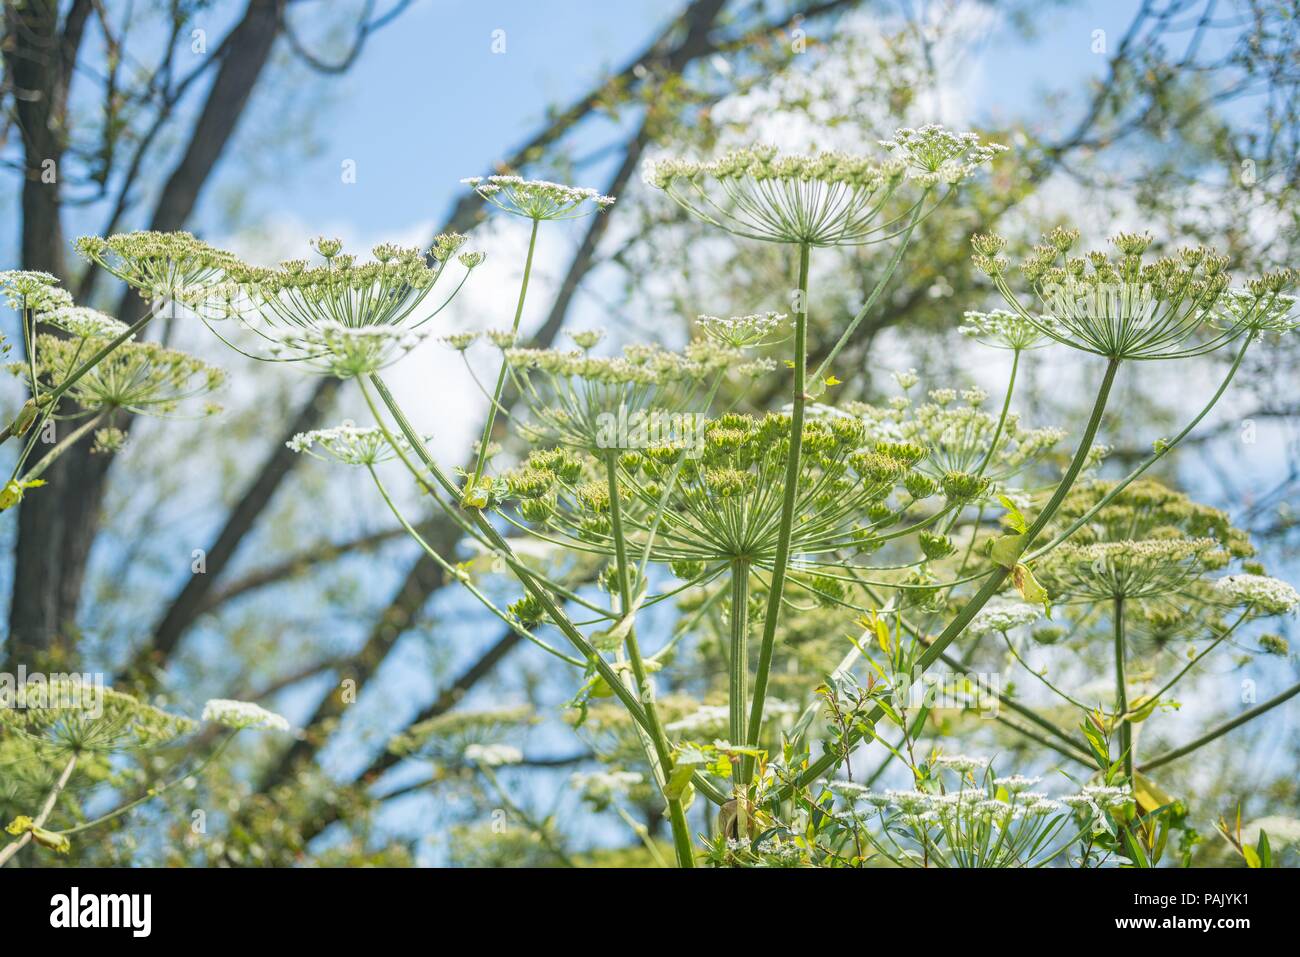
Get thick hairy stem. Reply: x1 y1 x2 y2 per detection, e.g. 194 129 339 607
790 357 1122 792
1114 595 1132 781
605 454 694 867
468 217 539 492
744 241 810 781
729 560 750 788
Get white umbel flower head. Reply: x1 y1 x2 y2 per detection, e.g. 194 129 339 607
461 175 615 221
37 306 133 340
993 774 1042 793
932 754 991 775
960 309 1057 351
1214 574 1300 614
287 425 416 466
965 599 1043 637
1 269 74 312
696 312 788 348
269 321 428 378
202 699 290 732
464 743 523 766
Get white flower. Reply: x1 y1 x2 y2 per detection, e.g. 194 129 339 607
461 175 614 220
1065 784 1134 813
287 425 415 466
965 600 1043 637
1214 574 1300 614
993 774 1042 793
665 704 728 733
932 754 990 775
269 321 428 378
886 789 936 815
202 699 290 732
891 368 919 390
696 312 788 348
572 770 643 807
464 743 523 767
37 306 132 340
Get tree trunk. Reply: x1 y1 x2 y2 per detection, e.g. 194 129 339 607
5 0 285 670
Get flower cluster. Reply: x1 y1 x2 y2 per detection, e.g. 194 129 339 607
1213 574 1300 615
201 699 290 732
696 312 789 348
287 425 413 466
1 681 197 753
0 270 73 313
269 321 428 378
972 229 1286 360
37 306 133 340
74 231 238 301
216 236 478 332
24 335 225 417
501 341 742 452
964 599 1043 637
463 742 524 767
647 145 905 246
848 389 1065 484
648 129 1003 246
959 308 1056 351
878 125 1008 185
462 175 615 220
548 412 939 569
1041 538 1227 601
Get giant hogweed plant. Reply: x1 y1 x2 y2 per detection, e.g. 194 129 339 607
4 126 1299 867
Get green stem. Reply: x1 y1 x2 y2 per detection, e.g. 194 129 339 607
1027 334 1252 562
790 357 1122 792
975 347 1019 474
16 412 106 484
1114 595 1132 782
1139 680 1300 773
1 304 159 448
604 453 694 868
744 241 810 781
56 732 239 837
468 217 539 493
728 560 750 788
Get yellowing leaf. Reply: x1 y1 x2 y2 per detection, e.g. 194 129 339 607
988 533 1026 568
1133 772 1175 815
1012 563 1051 614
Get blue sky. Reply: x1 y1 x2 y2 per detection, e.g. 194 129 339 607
193 0 1139 243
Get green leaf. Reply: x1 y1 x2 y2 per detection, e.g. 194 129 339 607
665 746 708 801
997 494 1029 533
